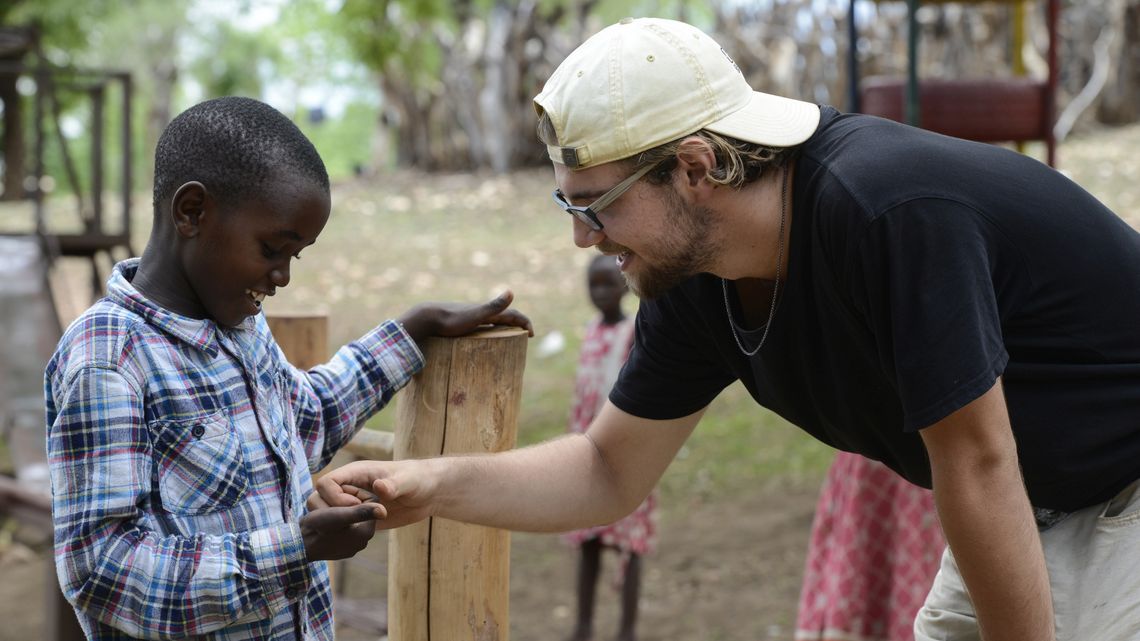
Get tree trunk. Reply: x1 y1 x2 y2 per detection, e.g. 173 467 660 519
479 2 513 173
144 60 177 190
1 72 25 201
446 21 487 169
142 23 179 192
1097 0 1140 124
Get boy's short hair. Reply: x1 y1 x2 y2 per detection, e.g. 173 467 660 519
152 96 330 213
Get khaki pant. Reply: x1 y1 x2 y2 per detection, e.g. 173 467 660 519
914 481 1140 641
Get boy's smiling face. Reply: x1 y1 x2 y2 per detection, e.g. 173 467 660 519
172 176 331 327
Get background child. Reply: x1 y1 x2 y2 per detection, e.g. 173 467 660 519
794 452 946 641
561 254 656 641
44 96 531 640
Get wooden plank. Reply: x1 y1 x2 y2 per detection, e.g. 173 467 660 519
341 429 394 461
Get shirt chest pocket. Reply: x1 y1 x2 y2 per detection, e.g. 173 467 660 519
151 410 249 515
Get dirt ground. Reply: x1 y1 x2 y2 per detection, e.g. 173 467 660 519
0 477 820 641
500 479 820 641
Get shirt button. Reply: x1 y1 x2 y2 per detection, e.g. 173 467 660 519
191 424 206 438
285 586 301 599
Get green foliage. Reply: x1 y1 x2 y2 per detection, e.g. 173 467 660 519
276 0 360 77
338 0 450 81
1 0 117 56
187 23 277 98
296 100 381 180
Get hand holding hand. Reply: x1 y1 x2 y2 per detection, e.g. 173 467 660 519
299 503 385 561
314 460 435 531
398 291 534 347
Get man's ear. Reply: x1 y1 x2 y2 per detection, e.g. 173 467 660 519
170 181 209 239
674 136 717 192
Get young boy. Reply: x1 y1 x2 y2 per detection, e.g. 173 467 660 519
44 96 531 640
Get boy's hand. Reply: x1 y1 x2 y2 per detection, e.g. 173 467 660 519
299 504 385 561
397 290 534 346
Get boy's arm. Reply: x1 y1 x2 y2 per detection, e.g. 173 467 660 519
49 365 313 638
285 292 532 471
284 319 424 471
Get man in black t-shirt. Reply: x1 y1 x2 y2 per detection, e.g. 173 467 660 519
316 18 1140 641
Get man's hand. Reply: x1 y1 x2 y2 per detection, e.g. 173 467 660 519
397 291 534 346
314 460 435 531
299 504 386 561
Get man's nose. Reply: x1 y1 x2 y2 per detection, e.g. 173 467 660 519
572 216 603 249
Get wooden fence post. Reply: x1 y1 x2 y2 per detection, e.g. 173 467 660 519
265 312 345 593
266 313 328 370
388 326 529 641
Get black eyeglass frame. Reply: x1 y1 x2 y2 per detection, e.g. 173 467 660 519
551 162 659 231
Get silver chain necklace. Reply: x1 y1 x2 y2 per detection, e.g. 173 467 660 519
721 165 788 357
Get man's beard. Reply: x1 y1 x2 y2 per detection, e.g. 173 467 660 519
622 189 717 300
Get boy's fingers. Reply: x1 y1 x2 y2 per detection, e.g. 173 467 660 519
352 503 387 522
487 290 513 311
313 504 386 528
498 309 534 335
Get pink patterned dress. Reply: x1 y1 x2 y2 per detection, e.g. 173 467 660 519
795 452 946 641
561 316 658 557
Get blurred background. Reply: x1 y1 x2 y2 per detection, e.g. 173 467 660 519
1 0 1136 182
0 1 1138 639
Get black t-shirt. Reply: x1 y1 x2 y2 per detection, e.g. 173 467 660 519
611 106 1140 512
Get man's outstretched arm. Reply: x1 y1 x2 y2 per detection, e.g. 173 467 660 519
314 402 703 533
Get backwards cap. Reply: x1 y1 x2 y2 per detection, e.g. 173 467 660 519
534 17 821 169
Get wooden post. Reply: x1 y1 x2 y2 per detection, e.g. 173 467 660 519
388 326 529 641
265 312 343 592
266 313 329 369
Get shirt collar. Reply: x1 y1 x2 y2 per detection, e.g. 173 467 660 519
107 258 257 356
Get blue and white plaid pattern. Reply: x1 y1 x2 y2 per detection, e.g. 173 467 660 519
45 258 423 640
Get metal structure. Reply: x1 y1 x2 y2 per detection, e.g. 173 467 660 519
848 0 1061 167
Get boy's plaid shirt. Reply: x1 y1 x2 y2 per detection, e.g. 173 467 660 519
45 259 424 640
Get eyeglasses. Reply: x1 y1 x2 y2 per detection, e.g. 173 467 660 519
551 162 659 231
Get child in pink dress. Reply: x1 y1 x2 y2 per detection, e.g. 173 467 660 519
562 255 657 641
795 451 946 641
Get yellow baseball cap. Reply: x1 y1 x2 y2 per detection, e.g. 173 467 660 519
534 17 821 169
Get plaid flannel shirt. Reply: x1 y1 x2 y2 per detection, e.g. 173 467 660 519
45 259 424 640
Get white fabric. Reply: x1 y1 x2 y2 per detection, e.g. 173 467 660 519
914 481 1140 641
